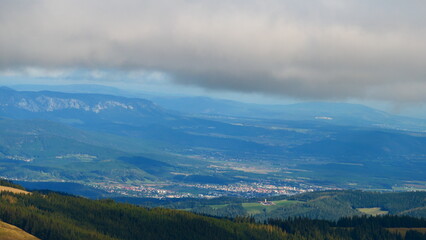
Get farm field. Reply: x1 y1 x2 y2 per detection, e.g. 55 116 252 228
211 199 301 215
357 207 388 216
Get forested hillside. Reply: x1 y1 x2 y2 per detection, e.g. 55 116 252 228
159 190 426 221
1 180 426 240
0 182 287 240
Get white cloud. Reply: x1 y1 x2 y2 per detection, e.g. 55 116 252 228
1 0 425 101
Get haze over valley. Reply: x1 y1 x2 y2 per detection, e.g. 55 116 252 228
0 86 425 199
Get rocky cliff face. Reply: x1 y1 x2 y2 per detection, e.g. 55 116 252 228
0 87 160 114
15 96 142 113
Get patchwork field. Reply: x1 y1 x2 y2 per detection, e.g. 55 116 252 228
211 199 301 215
357 207 388 216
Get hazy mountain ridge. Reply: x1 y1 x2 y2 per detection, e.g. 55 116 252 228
5 85 425 131
152 96 426 132
0 86 425 194
0 87 293 154
0 86 160 115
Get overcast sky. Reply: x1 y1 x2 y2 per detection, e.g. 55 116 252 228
1 0 426 102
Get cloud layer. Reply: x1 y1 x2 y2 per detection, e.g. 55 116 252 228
1 0 426 101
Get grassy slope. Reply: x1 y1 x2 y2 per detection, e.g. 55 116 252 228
0 186 30 195
0 220 40 240
0 185 34 240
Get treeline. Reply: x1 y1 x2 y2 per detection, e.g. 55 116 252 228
192 204 247 218
0 179 26 190
0 190 288 240
113 195 249 209
337 215 426 228
267 215 426 240
1 181 426 240
264 190 426 220
117 190 426 221
332 191 426 214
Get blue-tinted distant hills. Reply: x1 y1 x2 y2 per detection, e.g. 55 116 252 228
1 86 426 193
8 84 426 132
0 87 287 154
0 86 163 122
292 129 426 158
151 95 426 132
1 86 425 160
0 117 178 183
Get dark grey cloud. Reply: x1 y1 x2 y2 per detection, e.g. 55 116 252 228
1 0 426 101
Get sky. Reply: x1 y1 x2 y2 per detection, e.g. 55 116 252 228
1 0 426 105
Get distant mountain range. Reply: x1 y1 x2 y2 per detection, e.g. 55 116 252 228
151 96 426 132
0 86 285 154
9 84 426 131
0 86 163 121
0 86 425 193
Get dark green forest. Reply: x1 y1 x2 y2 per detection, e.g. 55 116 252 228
0 180 287 240
267 215 426 240
115 190 426 221
1 180 426 239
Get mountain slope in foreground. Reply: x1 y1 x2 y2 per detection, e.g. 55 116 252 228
0 220 39 240
1 181 426 240
0 183 286 240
